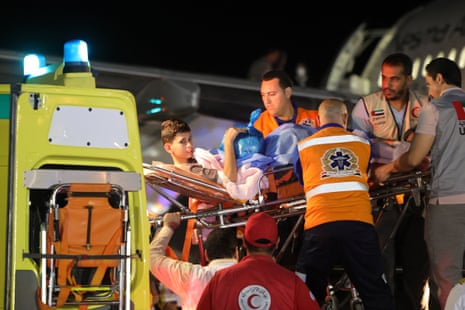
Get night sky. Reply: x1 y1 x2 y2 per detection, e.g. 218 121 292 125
0 1 432 86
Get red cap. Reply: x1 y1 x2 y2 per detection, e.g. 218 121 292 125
244 212 278 248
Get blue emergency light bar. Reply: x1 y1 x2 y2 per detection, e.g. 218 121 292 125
23 39 91 77
22 39 95 88
23 54 46 76
63 39 90 73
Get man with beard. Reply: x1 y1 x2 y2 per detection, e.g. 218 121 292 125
351 52 431 309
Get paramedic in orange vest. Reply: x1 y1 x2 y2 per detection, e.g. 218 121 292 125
293 98 394 308
253 69 319 138
249 69 319 265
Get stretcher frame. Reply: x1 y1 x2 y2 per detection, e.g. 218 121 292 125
144 163 307 229
145 163 431 309
144 162 307 264
145 163 429 227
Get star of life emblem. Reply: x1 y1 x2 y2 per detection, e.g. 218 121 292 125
320 147 361 178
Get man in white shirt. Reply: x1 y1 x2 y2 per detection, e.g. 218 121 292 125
150 212 238 310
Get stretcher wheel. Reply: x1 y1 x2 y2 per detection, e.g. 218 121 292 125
350 298 364 310
322 295 339 310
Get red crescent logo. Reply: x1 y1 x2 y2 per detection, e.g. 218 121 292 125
412 106 421 118
239 285 270 309
247 294 260 309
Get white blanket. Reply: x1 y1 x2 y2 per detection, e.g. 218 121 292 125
194 148 268 201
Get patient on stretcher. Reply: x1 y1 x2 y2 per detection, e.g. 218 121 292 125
153 119 268 201
149 119 314 201
157 119 221 182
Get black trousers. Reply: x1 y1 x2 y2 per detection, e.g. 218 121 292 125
374 196 431 310
296 221 395 309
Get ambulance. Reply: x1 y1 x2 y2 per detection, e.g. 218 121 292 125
0 39 151 309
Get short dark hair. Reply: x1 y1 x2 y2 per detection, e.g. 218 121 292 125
161 119 191 144
205 227 237 260
243 238 276 254
425 57 462 87
262 70 294 89
382 52 413 76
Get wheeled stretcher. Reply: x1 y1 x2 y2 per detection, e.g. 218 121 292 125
145 162 431 309
22 169 142 309
145 162 429 228
144 163 307 228
144 162 307 264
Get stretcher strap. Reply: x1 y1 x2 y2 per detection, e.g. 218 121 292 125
56 264 73 306
37 289 53 310
181 198 199 261
90 230 122 286
166 246 178 259
58 227 122 306
197 231 207 266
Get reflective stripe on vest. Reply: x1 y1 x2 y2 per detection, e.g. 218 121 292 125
305 181 368 200
298 134 369 151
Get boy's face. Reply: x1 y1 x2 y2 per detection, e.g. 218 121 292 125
164 132 194 164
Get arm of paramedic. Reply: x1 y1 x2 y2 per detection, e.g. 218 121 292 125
374 133 434 183
374 103 436 183
397 132 433 170
150 212 193 296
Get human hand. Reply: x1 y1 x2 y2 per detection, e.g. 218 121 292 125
224 127 248 144
373 162 395 185
163 212 181 230
416 156 431 172
151 161 165 167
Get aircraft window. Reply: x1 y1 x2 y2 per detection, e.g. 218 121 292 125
458 47 465 69
448 48 457 62
412 58 421 80
421 55 433 77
